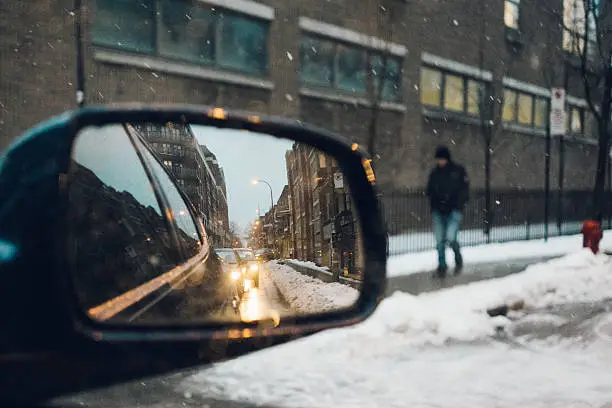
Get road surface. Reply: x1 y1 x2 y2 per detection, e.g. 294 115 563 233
208 262 292 324
386 256 558 296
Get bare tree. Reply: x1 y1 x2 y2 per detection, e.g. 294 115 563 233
473 1 506 241
365 0 401 162
553 0 612 221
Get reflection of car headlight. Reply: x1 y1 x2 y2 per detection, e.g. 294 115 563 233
250 264 258 272
241 267 247 274
231 270 241 281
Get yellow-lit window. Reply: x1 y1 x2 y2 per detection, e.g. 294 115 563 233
444 75 464 112
534 97 548 128
504 0 520 29
420 67 442 106
467 80 482 115
571 107 582 132
502 89 517 121
517 93 533 125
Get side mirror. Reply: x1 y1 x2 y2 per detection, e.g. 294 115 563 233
0 105 387 400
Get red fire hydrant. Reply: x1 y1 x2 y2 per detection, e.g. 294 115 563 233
581 220 603 254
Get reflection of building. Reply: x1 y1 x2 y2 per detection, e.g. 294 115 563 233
133 123 230 247
274 185 292 258
285 143 363 278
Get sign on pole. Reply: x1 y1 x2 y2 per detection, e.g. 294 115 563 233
550 88 566 136
333 172 344 189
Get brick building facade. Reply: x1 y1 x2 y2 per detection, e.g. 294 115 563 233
1 0 600 197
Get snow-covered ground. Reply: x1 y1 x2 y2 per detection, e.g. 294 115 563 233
388 232 612 277
181 250 612 408
267 261 358 314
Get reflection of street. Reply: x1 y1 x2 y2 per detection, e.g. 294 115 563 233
212 263 291 324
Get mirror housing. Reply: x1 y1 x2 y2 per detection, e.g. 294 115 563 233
0 105 387 401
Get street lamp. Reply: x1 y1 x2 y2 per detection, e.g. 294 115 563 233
252 179 276 256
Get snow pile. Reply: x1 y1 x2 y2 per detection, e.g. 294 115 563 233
267 261 359 313
369 249 612 345
387 232 612 277
181 251 612 408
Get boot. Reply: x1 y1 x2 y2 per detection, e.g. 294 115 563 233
435 265 448 278
454 257 464 275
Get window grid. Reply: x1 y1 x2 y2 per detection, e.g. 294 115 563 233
92 0 270 77
502 88 549 129
420 66 487 117
300 35 402 102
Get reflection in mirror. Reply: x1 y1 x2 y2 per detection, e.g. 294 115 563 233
68 123 363 326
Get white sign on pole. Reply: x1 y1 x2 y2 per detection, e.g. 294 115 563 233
333 172 344 189
550 88 566 136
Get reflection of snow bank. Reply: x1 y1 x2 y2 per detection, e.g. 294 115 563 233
387 232 612 277
285 259 330 272
182 250 612 408
267 261 358 313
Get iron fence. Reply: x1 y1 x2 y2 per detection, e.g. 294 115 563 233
382 189 612 255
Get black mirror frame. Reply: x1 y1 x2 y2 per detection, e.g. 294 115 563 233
52 104 387 342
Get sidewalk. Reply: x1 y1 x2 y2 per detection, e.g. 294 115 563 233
385 256 557 297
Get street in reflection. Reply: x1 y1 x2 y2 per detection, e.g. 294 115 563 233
68 122 362 325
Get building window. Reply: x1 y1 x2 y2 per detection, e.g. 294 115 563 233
566 105 595 136
420 66 486 116
93 0 269 76
92 0 156 54
504 0 520 29
562 0 596 56
299 35 402 102
502 88 548 128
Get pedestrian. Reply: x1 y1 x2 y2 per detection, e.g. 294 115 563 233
426 145 470 278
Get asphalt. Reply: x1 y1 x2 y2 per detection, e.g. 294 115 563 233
385 255 559 296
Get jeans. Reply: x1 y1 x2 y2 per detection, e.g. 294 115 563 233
432 210 463 269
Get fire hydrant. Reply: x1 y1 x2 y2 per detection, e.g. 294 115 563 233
581 220 603 254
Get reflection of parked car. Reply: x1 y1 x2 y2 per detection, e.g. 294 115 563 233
235 248 260 288
255 248 275 262
214 248 248 301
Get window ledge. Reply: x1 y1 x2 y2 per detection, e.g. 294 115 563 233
94 49 274 91
502 122 546 137
565 133 598 146
422 107 484 127
299 88 406 113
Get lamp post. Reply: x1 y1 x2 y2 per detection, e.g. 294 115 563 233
253 179 276 256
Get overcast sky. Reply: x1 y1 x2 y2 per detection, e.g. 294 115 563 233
193 126 291 235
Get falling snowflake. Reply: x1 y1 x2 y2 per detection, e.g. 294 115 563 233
453 19 459 26
286 51 293 61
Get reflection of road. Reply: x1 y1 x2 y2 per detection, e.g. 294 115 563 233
212 263 291 324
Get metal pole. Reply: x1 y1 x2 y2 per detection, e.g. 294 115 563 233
74 0 85 107
544 117 551 241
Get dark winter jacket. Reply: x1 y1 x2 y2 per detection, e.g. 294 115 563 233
426 161 470 214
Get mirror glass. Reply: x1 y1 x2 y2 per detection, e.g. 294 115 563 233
68 122 364 326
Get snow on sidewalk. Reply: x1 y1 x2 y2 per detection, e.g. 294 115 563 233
182 250 612 408
387 232 612 277
267 261 359 314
